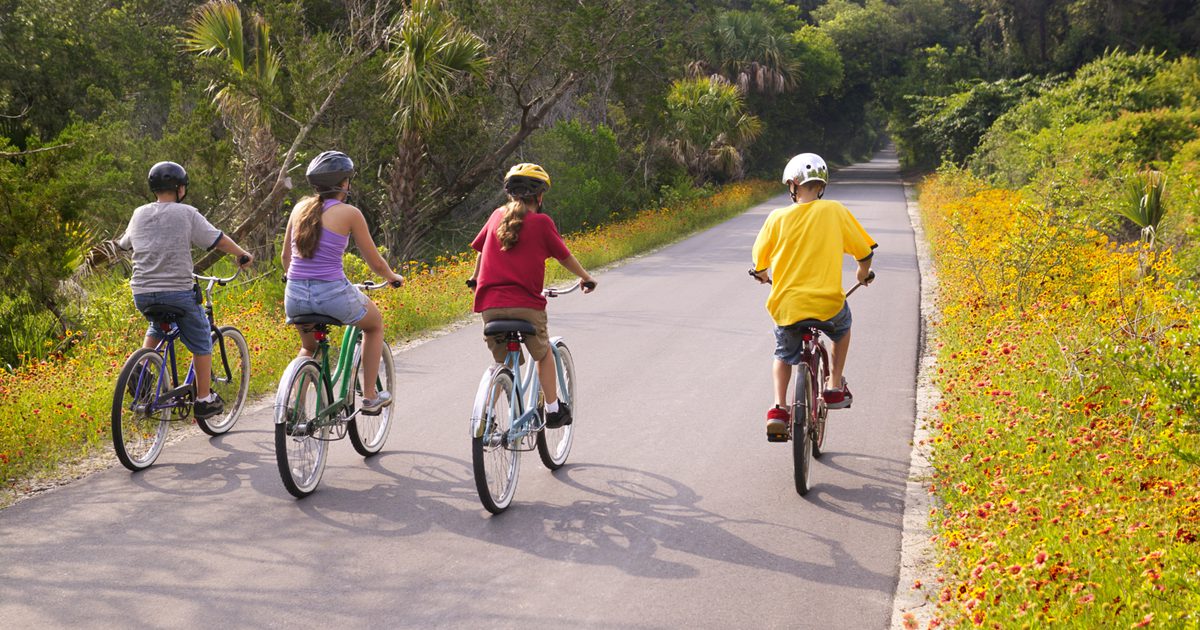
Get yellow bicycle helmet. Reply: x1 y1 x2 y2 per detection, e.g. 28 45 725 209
503 163 551 197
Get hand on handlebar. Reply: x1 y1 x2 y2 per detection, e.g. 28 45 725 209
580 278 597 293
748 268 771 284
856 269 875 285
237 253 254 268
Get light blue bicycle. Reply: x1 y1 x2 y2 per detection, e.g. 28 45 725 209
470 280 592 513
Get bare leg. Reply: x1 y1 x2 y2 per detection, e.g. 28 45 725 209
538 350 558 406
142 334 159 350
774 359 792 408
356 301 385 400
828 330 851 389
194 354 212 398
294 325 317 358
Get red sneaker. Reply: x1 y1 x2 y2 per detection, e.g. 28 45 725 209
823 378 853 409
766 405 790 437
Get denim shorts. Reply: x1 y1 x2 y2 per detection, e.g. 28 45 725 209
134 289 213 355
774 302 853 365
285 278 369 325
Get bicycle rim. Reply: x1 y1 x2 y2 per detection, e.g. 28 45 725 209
112 348 171 471
537 341 575 470
348 341 395 456
811 345 830 458
199 326 250 436
275 361 329 497
792 365 814 496
473 368 519 513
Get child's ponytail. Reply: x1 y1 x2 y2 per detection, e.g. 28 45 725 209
496 198 530 251
293 195 324 259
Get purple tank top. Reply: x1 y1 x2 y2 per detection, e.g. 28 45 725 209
287 198 349 281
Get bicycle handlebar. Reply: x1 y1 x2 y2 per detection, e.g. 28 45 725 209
748 268 875 295
543 280 596 298
194 254 251 286
357 279 404 291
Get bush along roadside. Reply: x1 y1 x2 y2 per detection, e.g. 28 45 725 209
0 180 776 499
918 170 1200 628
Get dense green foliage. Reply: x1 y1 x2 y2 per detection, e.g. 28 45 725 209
1 0 1199 361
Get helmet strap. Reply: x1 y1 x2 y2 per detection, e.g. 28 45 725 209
788 182 798 203
176 185 187 203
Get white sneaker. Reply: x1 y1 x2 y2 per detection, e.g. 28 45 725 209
361 391 392 415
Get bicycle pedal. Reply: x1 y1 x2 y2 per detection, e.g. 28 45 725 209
766 433 790 443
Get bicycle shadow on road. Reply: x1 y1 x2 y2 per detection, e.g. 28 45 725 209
288 453 894 594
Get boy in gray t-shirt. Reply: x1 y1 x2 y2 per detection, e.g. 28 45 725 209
118 161 253 420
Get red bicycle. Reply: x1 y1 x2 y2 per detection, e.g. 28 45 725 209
750 269 874 495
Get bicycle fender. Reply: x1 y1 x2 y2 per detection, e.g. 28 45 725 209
470 363 505 438
273 357 316 425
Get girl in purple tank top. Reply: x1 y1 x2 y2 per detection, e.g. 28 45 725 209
281 151 404 413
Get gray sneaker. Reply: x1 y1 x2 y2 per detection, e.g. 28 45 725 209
194 392 225 420
361 391 392 416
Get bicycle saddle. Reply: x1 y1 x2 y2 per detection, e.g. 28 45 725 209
786 319 838 335
288 314 345 326
141 304 188 321
484 319 537 336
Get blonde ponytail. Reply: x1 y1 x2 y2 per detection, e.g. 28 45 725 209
496 198 531 251
292 195 324 259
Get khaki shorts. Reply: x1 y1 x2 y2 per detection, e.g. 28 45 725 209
481 308 550 363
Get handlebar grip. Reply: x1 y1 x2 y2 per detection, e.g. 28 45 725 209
866 270 876 282
582 281 596 291
238 254 251 266
390 279 403 288
465 279 477 289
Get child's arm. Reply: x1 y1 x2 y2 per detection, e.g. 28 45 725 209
855 256 873 284
280 216 293 275
557 255 597 293
466 253 481 289
212 234 253 268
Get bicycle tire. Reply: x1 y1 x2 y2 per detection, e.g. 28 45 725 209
348 340 395 457
792 364 814 496
536 340 576 470
198 326 250 436
472 366 519 514
274 358 329 498
811 342 830 458
111 348 171 471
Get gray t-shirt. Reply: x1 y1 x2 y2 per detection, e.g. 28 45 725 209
118 202 223 294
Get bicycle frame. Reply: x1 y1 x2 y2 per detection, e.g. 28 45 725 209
470 335 570 444
279 323 363 431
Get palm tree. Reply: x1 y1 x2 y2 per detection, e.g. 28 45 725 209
183 0 282 249
665 77 763 184
686 11 798 95
382 0 489 257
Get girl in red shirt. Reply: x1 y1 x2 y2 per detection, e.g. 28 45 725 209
468 163 597 428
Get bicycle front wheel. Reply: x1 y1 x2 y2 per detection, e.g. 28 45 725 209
537 340 576 470
274 359 329 498
811 343 830 458
199 326 250 436
472 367 519 514
792 364 815 496
348 340 395 456
112 348 170 471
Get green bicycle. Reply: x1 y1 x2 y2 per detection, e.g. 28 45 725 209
273 280 399 498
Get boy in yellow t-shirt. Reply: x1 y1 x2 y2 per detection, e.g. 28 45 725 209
751 153 876 439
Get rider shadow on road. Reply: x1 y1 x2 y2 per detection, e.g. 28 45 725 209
290 453 894 594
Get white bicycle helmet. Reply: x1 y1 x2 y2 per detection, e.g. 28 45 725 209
781 153 828 186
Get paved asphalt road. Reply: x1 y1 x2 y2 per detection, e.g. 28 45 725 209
0 149 919 629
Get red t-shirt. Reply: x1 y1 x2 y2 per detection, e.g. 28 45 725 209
471 207 572 312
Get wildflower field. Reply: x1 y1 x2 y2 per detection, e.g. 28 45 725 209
919 171 1200 627
0 181 775 498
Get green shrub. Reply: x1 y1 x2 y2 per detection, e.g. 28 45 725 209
527 120 635 233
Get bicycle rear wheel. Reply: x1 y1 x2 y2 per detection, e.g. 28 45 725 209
811 343 830 458
112 348 170 471
537 340 576 470
348 340 395 456
274 359 329 498
199 326 250 436
472 367 519 514
792 364 815 496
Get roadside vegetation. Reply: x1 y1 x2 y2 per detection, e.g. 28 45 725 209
915 52 1200 628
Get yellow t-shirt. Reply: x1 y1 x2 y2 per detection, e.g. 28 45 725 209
751 199 877 325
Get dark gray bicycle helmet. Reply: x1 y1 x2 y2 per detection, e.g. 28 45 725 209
305 150 355 194
148 161 189 200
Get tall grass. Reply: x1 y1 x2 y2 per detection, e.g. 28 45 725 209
0 181 775 491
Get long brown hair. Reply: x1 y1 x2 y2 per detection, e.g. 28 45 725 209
496 196 537 251
292 195 325 259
